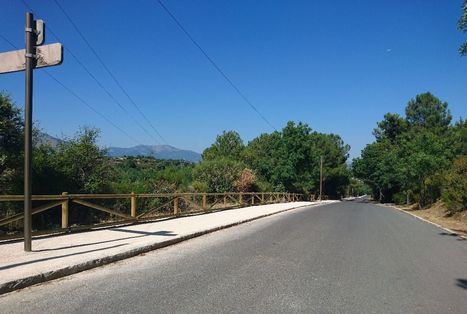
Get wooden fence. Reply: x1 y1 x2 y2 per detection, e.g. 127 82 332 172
0 192 303 237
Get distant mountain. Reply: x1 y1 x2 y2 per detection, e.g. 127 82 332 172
107 145 201 162
37 132 201 162
37 132 62 147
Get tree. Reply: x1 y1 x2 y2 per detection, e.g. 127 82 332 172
352 140 402 202
398 130 449 207
54 127 115 193
405 92 452 130
245 122 350 196
459 0 467 56
373 113 407 143
202 131 245 161
353 92 462 208
0 93 23 194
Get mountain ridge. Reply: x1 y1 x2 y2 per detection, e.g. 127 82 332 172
107 145 201 162
38 132 201 162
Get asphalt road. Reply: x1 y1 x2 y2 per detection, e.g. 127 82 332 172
1 201 466 313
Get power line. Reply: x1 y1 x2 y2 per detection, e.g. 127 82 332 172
0 33 142 145
0 33 17 48
20 0 158 144
43 70 142 145
51 0 168 144
154 0 277 131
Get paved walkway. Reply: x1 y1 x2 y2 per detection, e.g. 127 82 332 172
0 201 331 294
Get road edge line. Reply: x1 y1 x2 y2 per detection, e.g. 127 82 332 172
377 203 467 240
0 201 334 295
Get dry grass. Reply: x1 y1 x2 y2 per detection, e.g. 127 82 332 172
398 201 467 236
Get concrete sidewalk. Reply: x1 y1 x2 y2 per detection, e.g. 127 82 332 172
0 201 333 294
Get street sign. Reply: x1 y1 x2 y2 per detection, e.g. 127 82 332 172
0 43 63 74
35 19 45 45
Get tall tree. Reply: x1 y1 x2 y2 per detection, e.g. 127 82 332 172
405 92 451 130
373 113 407 143
202 131 245 161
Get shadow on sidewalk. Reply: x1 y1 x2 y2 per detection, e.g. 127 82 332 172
456 279 467 290
110 229 177 237
0 229 178 272
33 230 177 252
0 243 127 271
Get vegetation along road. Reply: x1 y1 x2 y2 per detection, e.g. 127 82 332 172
0 201 465 313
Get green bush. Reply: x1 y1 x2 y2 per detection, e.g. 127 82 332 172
392 192 406 205
193 158 244 193
442 156 467 214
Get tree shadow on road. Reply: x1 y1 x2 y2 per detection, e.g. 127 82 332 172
438 232 466 241
456 279 467 290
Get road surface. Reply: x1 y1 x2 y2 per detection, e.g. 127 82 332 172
0 201 466 313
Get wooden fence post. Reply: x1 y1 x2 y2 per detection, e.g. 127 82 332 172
223 194 227 206
239 192 242 204
174 196 179 215
251 194 255 205
261 193 264 203
131 192 137 218
61 192 69 229
202 193 207 209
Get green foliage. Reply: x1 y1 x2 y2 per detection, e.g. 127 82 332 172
193 158 244 193
202 131 245 161
348 178 372 197
442 156 467 214
196 122 351 197
112 156 194 193
0 93 23 194
398 130 449 207
54 128 114 193
373 113 407 143
405 92 451 130
459 0 467 56
352 140 403 202
241 121 349 196
353 92 464 209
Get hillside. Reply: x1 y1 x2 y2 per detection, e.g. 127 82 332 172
107 145 201 162
38 133 201 162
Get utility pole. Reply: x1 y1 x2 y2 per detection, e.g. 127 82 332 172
319 156 323 201
23 12 35 252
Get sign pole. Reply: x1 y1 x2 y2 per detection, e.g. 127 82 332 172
24 12 35 252
319 156 323 201
0 12 62 252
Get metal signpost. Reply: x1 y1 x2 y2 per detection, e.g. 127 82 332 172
0 12 63 251
319 156 323 201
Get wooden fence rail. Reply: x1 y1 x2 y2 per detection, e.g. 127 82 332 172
0 192 304 236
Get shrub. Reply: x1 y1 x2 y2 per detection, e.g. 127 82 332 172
234 168 257 192
442 156 467 214
393 192 408 205
193 158 244 193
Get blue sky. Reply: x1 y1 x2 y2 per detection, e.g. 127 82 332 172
1 0 466 159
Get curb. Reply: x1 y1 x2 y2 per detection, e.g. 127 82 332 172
0 202 332 295
378 203 467 240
